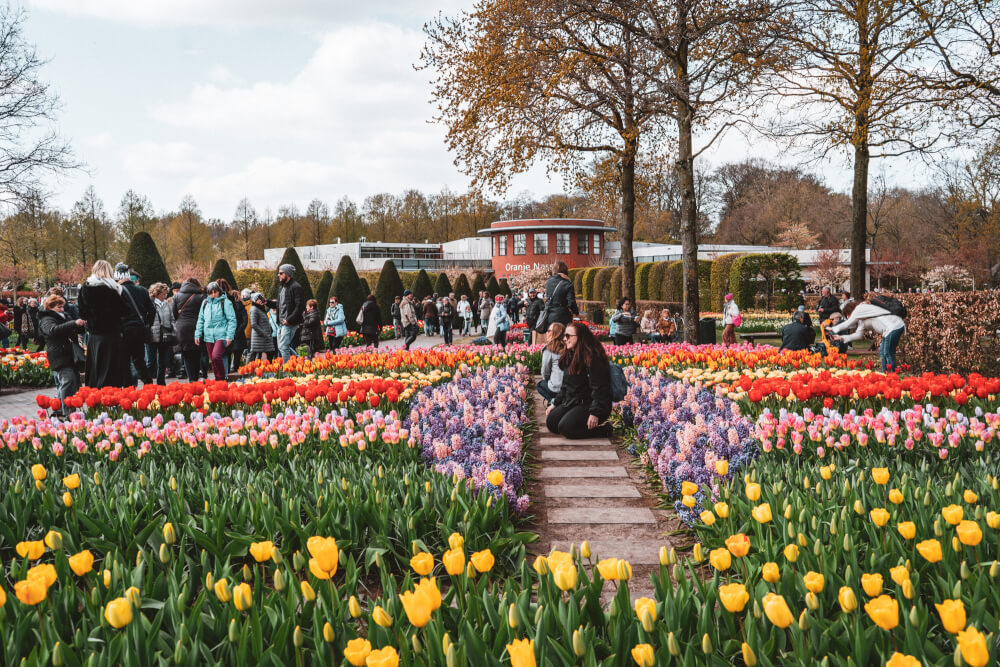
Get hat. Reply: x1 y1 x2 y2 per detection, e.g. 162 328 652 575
724 293 733 301
494 295 504 302
251 292 264 302
113 263 130 282
171 282 181 290
797 305 805 312
241 288 252 300
403 290 412 297
278 263 296 276
328 296 337 302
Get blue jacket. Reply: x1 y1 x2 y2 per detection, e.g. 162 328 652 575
324 303 347 337
195 295 237 343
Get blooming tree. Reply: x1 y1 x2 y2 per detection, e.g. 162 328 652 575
921 265 974 291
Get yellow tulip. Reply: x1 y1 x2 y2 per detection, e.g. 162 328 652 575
414 578 441 611
233 583 252 612
751 503 772 523
365 646 399 667
745 483 761 501
783 544 799 563
934 598 966 634
470 549 495 573
487 470 504 486
399 588 433 628
725 533 750 557
700 510 716 525
410 552 434 576
916 539 943 563
682 495 696 508
249 541 274 563
941 504 963 525
681 481 698 496
861 573 883 597
963 490 977 504
306 536 339 579
14 578 47 605
68 550 94 576
871 468 889 485
343 637 372 666
596 558 620 581
634 597 657 622
27 563 57 588
507 638 536 667
349 595 362 618
986 511 1000 529
762 562 780 583
31 464 46 481
63 492 73 507
956 520 983 546
885 653 922 666
372 605 393 627
869 508 890 527
709 547 731 572
838 586 858 613
448 532 464 551
741 642 757 667
854 499 864 515
104 597 132 628
714 502 729 518
889 565 910 587
864 595 899 630
63 473 80 490
956 626 989 667
820 466 832 480
718 583 749 612
442 548 465 576
532 555 549 575
762 593 794 628
162 522 176 545
630 643 655 667
802 571 824 593
553 563 578 591
214 578 232 603
715 460 729 476
0 586 5 608
888 489 904 504
896 522 916 540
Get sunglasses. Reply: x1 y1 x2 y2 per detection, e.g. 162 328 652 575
563 333 577 339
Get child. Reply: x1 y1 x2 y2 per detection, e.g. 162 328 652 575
300 299 323 358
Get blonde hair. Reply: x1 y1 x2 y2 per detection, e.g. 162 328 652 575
545 321 566 354
149 282 168 299
91 259 114 279
43 295 65 310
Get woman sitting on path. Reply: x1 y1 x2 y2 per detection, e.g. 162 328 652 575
545 322 612 439
537 321 565 405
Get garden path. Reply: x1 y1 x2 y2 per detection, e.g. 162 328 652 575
526 386 678 602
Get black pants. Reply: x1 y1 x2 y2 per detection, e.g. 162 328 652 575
181 349 203 382
493 329 506 347
614 334 631 346
537 379 557 403
123 327 152 384
152 343 173 385
363 333 379 348
404 324 419 350
327 335 342 352
441 319 453 344
546 404 611 440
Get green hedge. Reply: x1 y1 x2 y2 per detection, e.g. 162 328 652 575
710 253 743 311
647 262 669 301
314 270 333 316
410 270 434 301
375 260 404 323
485 275 500 298
730 253 803 310
434 272 453 297
607 268 623 307
233 269 274 296
568 268 585 296
635 262 654 300
593 267 615 306
663 261 683 302
332 256 364 332
582 267 600 301
125 232 171 287
698 259 712 308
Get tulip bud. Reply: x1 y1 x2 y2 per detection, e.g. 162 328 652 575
659 546 669 566
843 533 853 552
617 560 632 581
508 603 519 628
293 550 305 571
205 572 214 590
300 581 316 602
446 643 458 667
322 622 335 644
173 640 184 665
742 642 757 667
13 480 21 495
176 588 187 612
813 538 822 556
805 592 819 611
960 561 970 579
581 541 592 559
466 562 476 579
752 599 762 619
990 560 999 578
786 523 796 539
668 632 680 656
673 563 683 581
954 646 963 667
952 579 961 598
829 516 837 535
63 492 73 507
242 564 252 581
273 569 286 592
909 605 920 627
901 578 914 599
693 543 703 562
136 549 143 566
442 633 452 655
934 518 943 537
641 609 655 633
170 476 177 491
798 532 808 547
535 604 545 624
271 550 282 566
91 586 101 606
784 505 793 520
798 609 810 631
349 596 362 618
701 633 712 655
810 516 818 531
573 628 587 657
228 619 239 643
159 543 171 563
293 625 304 648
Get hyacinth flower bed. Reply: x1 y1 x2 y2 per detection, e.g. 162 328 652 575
1 347 52 388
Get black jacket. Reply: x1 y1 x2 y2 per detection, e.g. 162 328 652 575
37 309 84 371
817 295 840 320
300 309 321 342
230 295 248 344
779 320 816 352
524 297 544 326
543 274 578 326
78 282 128 336
172 281 206 351
360 300 382 335
120 282 155 333
438 302 455 322
277 279 305 326
555 349 612 420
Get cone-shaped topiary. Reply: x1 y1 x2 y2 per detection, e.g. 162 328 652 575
498 278 511 296
314 270 333 316
124 232 171 288
331 255 364 331
434 272 453 297
208 258 239 291
471 273 486 297
453 273 472 302
410 269 433 302
360 277 371 297
268 248 314 302
375 260 404 324
485 275 500 298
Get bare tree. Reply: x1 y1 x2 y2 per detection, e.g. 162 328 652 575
178 194 201 263
305 198 329 246
0 7 79 203
233 197 258 260
116 189 154 241
71 186 108 264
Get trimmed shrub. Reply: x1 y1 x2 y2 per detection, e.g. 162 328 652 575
635 262 654 300
730 253 803 310
124 232 171 288
453 274 473 302
314 271 333 316
581 267 600 301
332 256 364 332
375 261 404 324
607 267 623 307
410 270 434 302
710 253 743 311
498 278 512 296
485 275 500 298
471 274 486 297
268 248 314 302
647 262 669 301
233 269 274 297
208 259 239 291
360 278 371 297
698 259 713 308
897 292 1000 374
593 267 615 306
663 261 684 302
434 273 453 297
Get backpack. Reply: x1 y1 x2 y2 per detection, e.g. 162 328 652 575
609 362 628 402
870 294 907 320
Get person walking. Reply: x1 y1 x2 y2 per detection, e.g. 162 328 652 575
829 299 906 372
722 293 740 346
422 297 438 338
390 296 402 339
324 295 347 352
78 260 129 388
273 264 305 362
478 291 492 335
115 263 154 386
148 283 177 385
400 290 419 350
457 294 473 336
537 322 565 404
172 278 207 382
249 293 277 361
216 278 247 373
438 296 455 345
544 323 612 439
542 261 578 327
300 299 323 357
524 289 543 344
27 298 42 349
487 294 511 348
610 297 636 346
817 286 840 323
37 294 86 416
359 294 382 347
14 297 33 349
194 281 237 381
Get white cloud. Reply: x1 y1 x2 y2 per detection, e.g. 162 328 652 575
81 131 113 149
118 140 216 184
207 65 240 85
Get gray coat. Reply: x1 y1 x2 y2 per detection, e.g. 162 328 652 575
150 298 175 343
541 348 564 392
250 304 276 353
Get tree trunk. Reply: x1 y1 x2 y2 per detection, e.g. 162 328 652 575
676 108 700 343
620 147 637 302
850 143 869 296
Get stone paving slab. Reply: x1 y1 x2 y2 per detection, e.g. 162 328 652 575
538 466 628 479
537 437 613 447
548 507 656 524
544 484 640 498
549 541 663 565
539 450 618 461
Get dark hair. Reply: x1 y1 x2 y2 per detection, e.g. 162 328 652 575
841 301 858 319
186 277 203 290
553 261 569 275
366 294 376 301
306 299 318 309
616 297 630 310
560 323 607 376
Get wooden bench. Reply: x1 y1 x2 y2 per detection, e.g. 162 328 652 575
740 331 779 345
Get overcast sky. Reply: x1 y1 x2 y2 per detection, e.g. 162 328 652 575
24 0 932 221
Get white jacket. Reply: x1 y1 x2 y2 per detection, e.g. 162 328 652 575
723 301 739 326
829 304 904 342
457 300 472 319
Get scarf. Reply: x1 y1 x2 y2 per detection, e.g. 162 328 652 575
86 275 122 294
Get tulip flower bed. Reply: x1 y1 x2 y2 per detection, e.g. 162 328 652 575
611 341 854 372
1 347 52 388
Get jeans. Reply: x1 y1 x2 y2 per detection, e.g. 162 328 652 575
393 319 402 339
442 320 453 344
880 326 904 372
403 324 419 350
52 367 81 416
545 404 611 440
462 317 472 336
537 379 558 403
152 343 173 385
205 340 228 380
277 324 298 362
425 318 437 336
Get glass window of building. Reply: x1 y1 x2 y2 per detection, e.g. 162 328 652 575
497 235 507 256
577 233 588 254
513 233 527 255
556 232 570 254
534 233 549 255
593 234 601 255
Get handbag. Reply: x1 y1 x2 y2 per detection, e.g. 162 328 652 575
535 279 567 334
733 314 743 327
356 305 364 325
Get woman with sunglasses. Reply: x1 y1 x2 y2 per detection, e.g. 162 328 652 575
323 295 347 352
545 323 612 439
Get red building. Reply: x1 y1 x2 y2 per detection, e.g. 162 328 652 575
478 219 616 279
